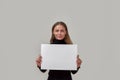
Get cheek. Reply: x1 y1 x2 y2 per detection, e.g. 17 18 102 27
53 32 58 37
61 32 66 37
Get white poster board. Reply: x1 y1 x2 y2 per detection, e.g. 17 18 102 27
41 44 77 70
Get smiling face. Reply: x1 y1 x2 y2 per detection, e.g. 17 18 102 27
50 21 72 44
53 24 66 40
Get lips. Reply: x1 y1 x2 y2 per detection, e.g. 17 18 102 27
57 36 62 38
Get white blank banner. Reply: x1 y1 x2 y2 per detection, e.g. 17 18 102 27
41 44 77 70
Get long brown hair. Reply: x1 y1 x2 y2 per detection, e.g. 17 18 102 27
50 21 73 44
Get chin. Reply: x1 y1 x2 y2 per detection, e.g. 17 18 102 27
57 38 64 40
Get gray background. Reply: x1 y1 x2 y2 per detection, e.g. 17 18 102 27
0 0 120 80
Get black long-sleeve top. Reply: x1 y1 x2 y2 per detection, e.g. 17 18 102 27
38 39 80 80
38 66 80 80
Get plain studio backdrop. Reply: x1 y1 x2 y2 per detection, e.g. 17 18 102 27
0 0 120 80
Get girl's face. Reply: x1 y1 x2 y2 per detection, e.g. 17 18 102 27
53 24 66 40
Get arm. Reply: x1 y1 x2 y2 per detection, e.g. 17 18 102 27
71 55 82 74
37 66 47 73
71 67 80 74
36 55 47 73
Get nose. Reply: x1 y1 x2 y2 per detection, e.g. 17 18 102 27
58 31 61 34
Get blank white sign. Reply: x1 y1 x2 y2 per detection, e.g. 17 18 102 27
41 44 77 70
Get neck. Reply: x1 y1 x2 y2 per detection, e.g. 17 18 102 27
52 38 66 44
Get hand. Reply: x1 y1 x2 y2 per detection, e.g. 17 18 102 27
76 55 82 68
36 55 42 67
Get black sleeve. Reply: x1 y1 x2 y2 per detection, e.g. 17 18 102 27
37 66 47 73
71 67 80 74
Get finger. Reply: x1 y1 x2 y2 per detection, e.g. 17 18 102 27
77 55 79 58
39 55 42 58
36 58 41 63
77 59 82 64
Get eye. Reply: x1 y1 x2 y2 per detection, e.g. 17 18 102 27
55 30 59 32
61 30 64 32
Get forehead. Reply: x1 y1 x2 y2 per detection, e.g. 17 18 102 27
54 24 66 30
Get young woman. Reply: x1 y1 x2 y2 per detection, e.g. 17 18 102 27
36 21 82 80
